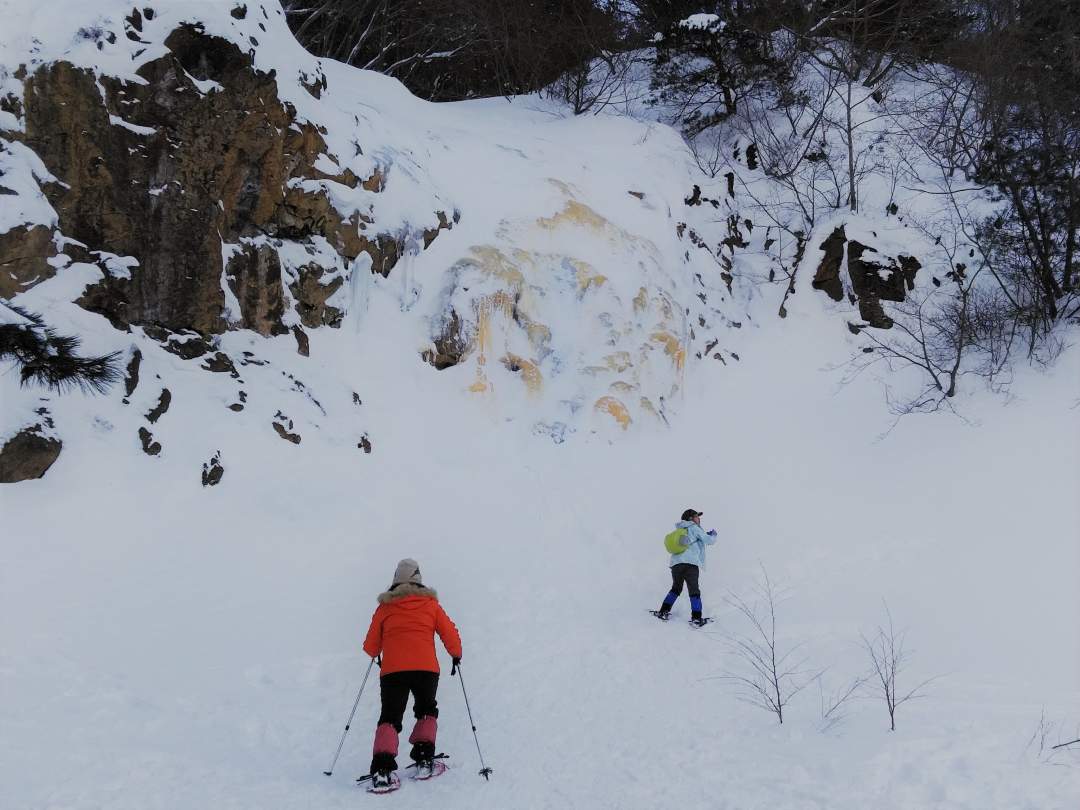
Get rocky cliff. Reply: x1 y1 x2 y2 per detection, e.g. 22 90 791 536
0 1 927 483
1 1 764 482
3 10 452 339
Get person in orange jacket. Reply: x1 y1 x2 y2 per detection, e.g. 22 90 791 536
363 558 462 788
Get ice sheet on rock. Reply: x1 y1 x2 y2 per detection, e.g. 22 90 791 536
0 139 60 234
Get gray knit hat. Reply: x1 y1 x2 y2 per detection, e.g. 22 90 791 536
392 558 423 587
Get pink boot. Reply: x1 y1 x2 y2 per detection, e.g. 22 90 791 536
370 722 399 775
409 715 437 762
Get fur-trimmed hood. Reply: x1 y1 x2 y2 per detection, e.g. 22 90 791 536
377 583 439 604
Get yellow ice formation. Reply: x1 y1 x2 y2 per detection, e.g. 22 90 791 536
604 352 632 373
538 200 609 232
594 396 632 430
469 246 526 288
467 291 515 395
441 180 686 429
639 397 660 420
572 260 608 294
501 354 543 395
650 331 686 372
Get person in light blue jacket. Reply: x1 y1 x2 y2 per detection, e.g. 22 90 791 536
655 508 717 625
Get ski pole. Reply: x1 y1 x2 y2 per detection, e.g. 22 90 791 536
323 656 376 776
452 660 492 780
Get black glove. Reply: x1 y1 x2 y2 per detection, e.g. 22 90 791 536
451 656 461 674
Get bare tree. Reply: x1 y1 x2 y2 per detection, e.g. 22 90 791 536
844 266 1020 419
715 566 811 724
1027 708 1057 760
816 671 866 733
283 0 462 77
860 602 935 731
648 3 795 134
734 53 845 228
839 48 1074 417
686 128 729 178
963 0 1080 323
895 2 1080 346
784 0 956 212
1027 710 1080 765
549 49 644 116
283 0 623 101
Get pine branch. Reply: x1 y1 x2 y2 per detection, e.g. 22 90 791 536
0 303 120 395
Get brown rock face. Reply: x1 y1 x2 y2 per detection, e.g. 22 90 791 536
848 243 920 304
0 424 62 482
225 242 289 336
23 57 216 332
12 24 451 336
272 411 301 444
809 226 920 329
138 427 162 456
145 388 172 424
202 451 224 486
812 226 847 302
122 349 142 400
290 264 344 328
422 311 468 369
292 325 310 356
0 224 57 298
848 242 921 329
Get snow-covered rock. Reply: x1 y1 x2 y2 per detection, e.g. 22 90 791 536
810 222 921 329
0 405 61 482
0 0 752 445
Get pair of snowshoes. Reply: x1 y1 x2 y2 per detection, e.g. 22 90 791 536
649 609 712 627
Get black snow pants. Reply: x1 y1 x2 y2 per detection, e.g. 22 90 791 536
378 670 440 730
669 563 700 598
660 562 703 618
370 670 440 773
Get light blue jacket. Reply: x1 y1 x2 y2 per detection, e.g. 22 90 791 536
669 520 717 568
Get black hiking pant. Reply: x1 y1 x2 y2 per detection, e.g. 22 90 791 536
371 670 439 773
378 670 440 729
660 563 702 618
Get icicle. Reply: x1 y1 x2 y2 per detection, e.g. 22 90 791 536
347 252 374 333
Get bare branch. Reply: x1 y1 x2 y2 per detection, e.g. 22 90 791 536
860 601 935 731
718 565 810 725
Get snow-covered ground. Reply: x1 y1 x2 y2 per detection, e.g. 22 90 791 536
2 2 1079 808
3 293 1078 809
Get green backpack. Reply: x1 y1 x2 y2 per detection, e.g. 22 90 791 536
664 527 689 555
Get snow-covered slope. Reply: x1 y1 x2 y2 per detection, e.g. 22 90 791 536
2 3 1078 809
3 324 1077 810
1 0 749 446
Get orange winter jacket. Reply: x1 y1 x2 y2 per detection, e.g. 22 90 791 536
362 584 462 675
